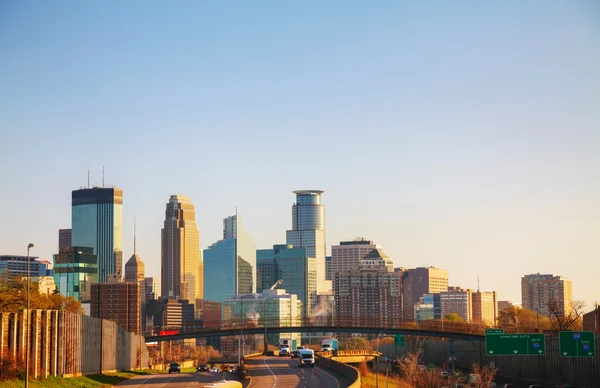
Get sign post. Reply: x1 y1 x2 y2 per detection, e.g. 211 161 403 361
485 333 546 356
559 331 596 357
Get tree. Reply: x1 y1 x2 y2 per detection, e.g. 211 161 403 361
0 277 84 314
547 300 585 332
471 362 497 387
444 313 464 323
344 336 372 351
497 306 551 332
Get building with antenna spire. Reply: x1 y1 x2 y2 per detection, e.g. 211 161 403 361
125 218 146 331
71 177 123 282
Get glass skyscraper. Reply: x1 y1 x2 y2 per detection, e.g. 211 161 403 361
204 214 256 302
285 190 330 295
161 195 202 308
257 244 317 319
71 187 123 282
53 246 98 302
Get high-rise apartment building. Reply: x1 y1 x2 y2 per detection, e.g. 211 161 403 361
91 274 140 334
58 229 71 249
521 273 572 316
334 248 401 327
71 187 123 282
161 195 202 311
286 190 330 295
256 244 317 318
441 286 472 323
472 291 497 326
52 246 98 302
408 267 449 310
331 239 380 287
204 214 256 302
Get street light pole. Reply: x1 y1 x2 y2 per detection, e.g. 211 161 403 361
262 297 274 354
376 328 385 388
239 294 253 365
25 243 34 388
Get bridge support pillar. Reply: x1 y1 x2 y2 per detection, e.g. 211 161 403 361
449 340 455 374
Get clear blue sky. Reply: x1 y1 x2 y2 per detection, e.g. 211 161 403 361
1 1 599 310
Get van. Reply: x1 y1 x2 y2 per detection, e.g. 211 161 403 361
297 349 315 367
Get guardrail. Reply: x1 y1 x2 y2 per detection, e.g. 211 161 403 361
316 354 361 388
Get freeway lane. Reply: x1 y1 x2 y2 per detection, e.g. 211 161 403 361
245 356 354 388
116 370 240 387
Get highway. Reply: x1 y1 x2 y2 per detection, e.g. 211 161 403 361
116 370 239 387
245 356 354 388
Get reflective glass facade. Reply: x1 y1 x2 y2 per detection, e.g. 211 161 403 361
71 187 123 282
286 190 328 295
53 246 98 302
204 214 256 302
256 244 317 318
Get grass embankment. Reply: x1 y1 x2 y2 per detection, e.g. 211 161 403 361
359 372 412 388
1 369 158 388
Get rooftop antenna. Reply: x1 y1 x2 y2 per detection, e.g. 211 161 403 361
477 275 480 292
102 165 105 188
134 217 137 255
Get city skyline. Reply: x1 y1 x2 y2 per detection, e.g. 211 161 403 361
1 1 599 310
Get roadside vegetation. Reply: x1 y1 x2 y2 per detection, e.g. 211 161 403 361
0 370 157 388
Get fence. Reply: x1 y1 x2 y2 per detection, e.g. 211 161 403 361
380 335 599 387
0 310 147 378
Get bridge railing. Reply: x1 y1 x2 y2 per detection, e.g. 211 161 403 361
144 316 494 338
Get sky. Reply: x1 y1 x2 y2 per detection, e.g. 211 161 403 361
1 1 599 310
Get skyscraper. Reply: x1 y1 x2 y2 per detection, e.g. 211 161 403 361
161 195 202 308
331 238 380 287
472 290 498 326
441 286 473 322
125 222 146 331
408 266 449 308
204 214 256 302
58 229 71 249
256 244 317 318
71 187 123 282
521 273 572 316
286 190 330 295
334 248 401 327
52 246 98 302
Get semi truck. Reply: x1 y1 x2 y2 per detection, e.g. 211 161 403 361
321 338 339 352
279 338 297 356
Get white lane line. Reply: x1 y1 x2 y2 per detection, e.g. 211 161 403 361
314 365 340 388
130 376 153 387
159 376 173 387
263 357 277 388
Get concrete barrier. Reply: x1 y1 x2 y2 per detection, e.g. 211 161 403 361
316 355 361 388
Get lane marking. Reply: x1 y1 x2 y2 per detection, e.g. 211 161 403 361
314 365 340 388
263 357 277 388
159 376 173 387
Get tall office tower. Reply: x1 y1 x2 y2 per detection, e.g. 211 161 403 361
204 214 256 302
441 286 473 323
144 277 161 301
53 246 98 302
472 291 497 326
125 225 146 331
395 267 414 320
286 190 330 295
91 274 140 334
256 244 317 319
161 195 202 310
71 187 123 282
521 273 572 316
408 267 449 309
331 239 380 288
58 229 72 249
334 248 401 327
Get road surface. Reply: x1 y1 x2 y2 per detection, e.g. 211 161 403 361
245 356 354 388
116 370 239 387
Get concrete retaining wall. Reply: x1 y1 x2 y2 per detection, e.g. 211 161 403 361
317 355 361 388
0 310 148 378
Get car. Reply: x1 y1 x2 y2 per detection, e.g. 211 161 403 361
221 364 230 372
197 364 209 372
168 362 181 373
292 346 305 359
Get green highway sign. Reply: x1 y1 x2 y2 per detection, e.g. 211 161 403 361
485 333 546 356
394 334 405 346
428 364 435 371
559 331 596 357
486 328 504 334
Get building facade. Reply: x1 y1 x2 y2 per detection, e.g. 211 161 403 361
71 187 123 282
58 229 71 249
204 214 256 302
472 291 497 326
285 190 330 295
441 286 472 323
334 248 402 328
521 273 572 316
256 244 317 319
582 306 599 333
414 293 442 321
325 256 332 281
144 277 161 301
161 195 202 311
145 298 194 330
408 267 449 311
0 255 46 277
331 239 379 288
52 246 98 302
91 275 140 334
498 300 520 311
